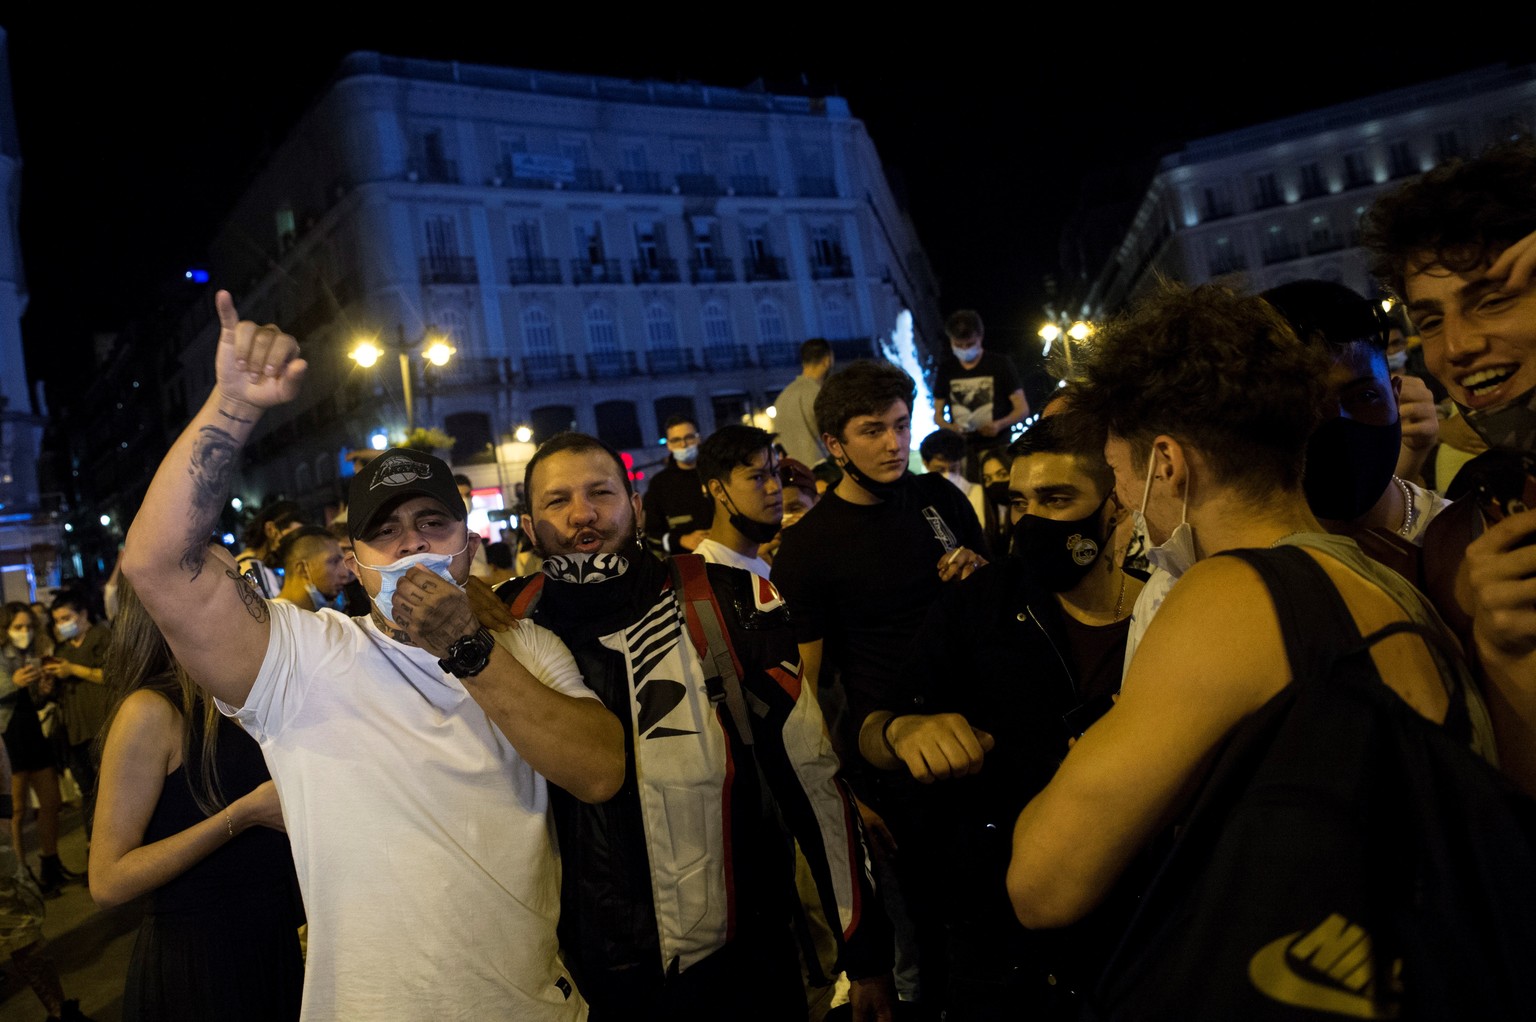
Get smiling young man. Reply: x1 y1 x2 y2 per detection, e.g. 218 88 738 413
120 292 623 1021
1364 140 1536 794
489 431 892 1022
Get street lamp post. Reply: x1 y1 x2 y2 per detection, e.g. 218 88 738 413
350 325 455 435
1037 316 1094 378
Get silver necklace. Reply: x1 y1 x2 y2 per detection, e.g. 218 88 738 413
1394 476 1415 537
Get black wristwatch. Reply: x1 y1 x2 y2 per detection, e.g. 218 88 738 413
438 627 496 679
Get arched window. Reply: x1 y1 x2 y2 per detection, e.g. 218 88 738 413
821 295 853 339
701 300 734 348
431 308 470 351
645 302 678 350
757 300 786 345
585 303 619 353
521 306 556 355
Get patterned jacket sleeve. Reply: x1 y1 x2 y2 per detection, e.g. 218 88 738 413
707 563 894 980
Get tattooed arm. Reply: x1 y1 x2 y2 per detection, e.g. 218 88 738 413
121 291 307 707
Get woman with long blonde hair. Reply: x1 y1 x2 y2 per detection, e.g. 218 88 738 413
90 574 302 1021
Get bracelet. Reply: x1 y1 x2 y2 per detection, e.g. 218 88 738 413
224 810 234 838
880 714 903 757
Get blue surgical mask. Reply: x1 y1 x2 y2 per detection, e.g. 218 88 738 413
1136 448 1198 579
355 543 467 625
55 619 80 641
952 344 982 364
673 445 699 466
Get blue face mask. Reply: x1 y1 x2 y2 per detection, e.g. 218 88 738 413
355 543 467 625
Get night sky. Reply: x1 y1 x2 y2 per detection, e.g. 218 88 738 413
7 17 1532 396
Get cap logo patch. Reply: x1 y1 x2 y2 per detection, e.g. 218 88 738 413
371 454 434 490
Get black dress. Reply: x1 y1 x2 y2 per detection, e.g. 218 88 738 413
122 705 305 1022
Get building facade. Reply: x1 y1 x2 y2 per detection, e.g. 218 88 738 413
156 52 939 526
0 29 61 602
1083 64 1536 316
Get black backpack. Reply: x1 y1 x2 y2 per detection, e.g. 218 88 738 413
1089 545 1536 1021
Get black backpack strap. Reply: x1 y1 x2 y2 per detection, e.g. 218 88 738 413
1222 546 1470 724
666 555 755 746
1221 546 1367 689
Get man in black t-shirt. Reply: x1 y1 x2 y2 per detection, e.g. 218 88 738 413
933 310 1029 474
770 359 987 1016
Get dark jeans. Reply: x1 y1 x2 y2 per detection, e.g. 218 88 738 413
586 926 807 1022
66 740 97 839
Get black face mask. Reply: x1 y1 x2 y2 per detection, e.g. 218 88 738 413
838 453 915 505
1009 499 1108 592
1303 416 1402 522
984 481 1011 506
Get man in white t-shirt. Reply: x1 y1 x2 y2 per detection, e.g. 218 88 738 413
121 291 625 1021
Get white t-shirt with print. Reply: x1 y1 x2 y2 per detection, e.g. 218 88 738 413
223 602 592 1021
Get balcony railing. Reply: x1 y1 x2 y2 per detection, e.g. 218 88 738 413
743 256 789 282
689 257 736 284
587 351 641 380
433 356 515 386
828 337 876 361
647 348 698 375
703 345 752 371
632 258 681 284
408 157 460 184
420 256 478 285
729 174 774 197
676 173 722 196
1208 253 1249 276
523 354 580 382
572 168 607 191
757 342 800 368
508 258 563 285
1261 241 1301 265
809 254 853 280
617 170 663 193
571 259 624 285
798 176 838 198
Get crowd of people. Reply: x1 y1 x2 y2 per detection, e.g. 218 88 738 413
3 140 1535 1021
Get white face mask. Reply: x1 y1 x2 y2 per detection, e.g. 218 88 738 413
8 628 32 651
55 619 80 641
1386 349 1409 373
355 543 467 625
952 343 982 365
672 444 699 466
1135 447 1198 579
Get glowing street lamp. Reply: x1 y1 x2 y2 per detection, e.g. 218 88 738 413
349 326 455 433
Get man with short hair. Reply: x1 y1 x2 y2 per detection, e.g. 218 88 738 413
774 339 835 467
44 590 110 840
272 526 353 612
121 291 624 1020
641 416 714 556
1363 139 1536 794
932 310 1029 471
491 431 893 1021
771 359 986 1016
694 425 783 578
861 413 1143 1019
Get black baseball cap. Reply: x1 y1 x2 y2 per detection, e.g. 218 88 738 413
347 448 466 542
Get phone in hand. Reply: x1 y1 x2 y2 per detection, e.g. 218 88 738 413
1471 450 1536 530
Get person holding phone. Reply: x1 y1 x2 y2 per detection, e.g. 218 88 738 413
0 603 76 894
